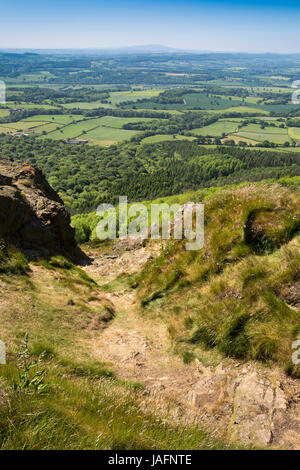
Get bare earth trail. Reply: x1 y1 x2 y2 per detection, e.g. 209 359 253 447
80 241 300 449
82 242 196 394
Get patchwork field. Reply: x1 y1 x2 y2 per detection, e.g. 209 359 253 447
42 118 107 140
0 78 297 149
0 105 297 146
120 89 290 114
0 115 86 136
39 115 157 143
0 113 161 143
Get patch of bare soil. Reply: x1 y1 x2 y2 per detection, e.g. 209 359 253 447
83 239 159 282
81 239 300 449
279 281 300 309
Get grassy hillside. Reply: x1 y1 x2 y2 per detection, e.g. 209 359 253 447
135 182 300 377
71 177 300 242
0 243 231 450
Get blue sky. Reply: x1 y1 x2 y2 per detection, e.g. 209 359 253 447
1 0 300 52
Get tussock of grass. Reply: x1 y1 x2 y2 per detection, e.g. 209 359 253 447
58 357 115 379
0 239 29 275
0 359 231 450
37 255 97 287
0 255 115 369
100 273 137 293
31 341 56 359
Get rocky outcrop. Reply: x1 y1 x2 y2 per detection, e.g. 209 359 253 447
188 360 300 447
0 158 77 258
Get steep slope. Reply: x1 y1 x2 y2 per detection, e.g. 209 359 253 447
0 158 232 450
137 183 300 377
1 158 300 449
79 233 300 448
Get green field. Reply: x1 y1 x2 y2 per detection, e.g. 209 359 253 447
41 116 150 142
0 114 158 142
191 120 239 137
0 109 10 118
83 126 140 144
0 126 20 134
0 121 45 129
288 127 300 141
3 102 59 110
109 89 162 105
121 90 277 112
43 118 105 140
224 85 290 94
141 134 196 144
62 101 113 110
33 122 65 133
0 121 49 133
123 91 243 111
61 90 163 109
94 115 159 128
183 93 241 109
258 103 300 114
236 123 290 144
210 106 269 115
0 115 86 136
24 114 85 124
16 71 56 81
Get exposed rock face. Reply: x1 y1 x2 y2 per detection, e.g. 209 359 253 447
0 158 76 258
188 360 295 447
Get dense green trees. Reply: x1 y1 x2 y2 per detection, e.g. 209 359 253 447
8 86 112 105
1 135 300 214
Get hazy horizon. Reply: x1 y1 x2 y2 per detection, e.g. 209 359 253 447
1 45 300 55
1 0 300 54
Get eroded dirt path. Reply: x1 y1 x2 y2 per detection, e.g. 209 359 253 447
82 241 196 389
80 240 300 449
